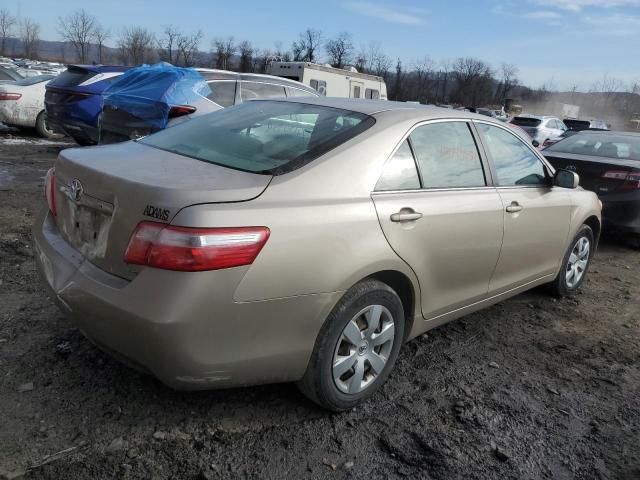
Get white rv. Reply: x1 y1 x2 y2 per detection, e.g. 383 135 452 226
268 62 387 100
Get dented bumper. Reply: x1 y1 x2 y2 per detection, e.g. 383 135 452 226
33 208 338 389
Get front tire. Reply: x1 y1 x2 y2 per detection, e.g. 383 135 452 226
551 224 594 296
297 279 405 411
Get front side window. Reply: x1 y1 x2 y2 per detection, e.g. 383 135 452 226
240 82 286 101
140 101 374 175
409 122 486 188
477 123 548 186
206 80 236 107
375 140 420 191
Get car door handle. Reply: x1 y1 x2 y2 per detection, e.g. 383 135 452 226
505 202 523 213
390 210 423 222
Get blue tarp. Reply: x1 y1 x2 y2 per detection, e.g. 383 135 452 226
102 62 211 130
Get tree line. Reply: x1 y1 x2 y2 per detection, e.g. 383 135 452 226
1 7 639 111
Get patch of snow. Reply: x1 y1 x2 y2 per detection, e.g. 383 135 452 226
0 137 73 146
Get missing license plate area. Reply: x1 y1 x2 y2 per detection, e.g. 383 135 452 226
60 195 114 260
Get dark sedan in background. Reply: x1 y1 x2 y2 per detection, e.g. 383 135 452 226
544 131 640 243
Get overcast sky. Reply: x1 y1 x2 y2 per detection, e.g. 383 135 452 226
8 0 640 91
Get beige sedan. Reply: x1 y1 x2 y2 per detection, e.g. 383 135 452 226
33 98 601 411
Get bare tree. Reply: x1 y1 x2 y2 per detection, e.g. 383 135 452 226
436 59 451 104
411 56 436 103
212 37 235 70
274 41 291 62
21 18 40 59
252 49 273 74
57 9 97 63
495 62 519 103
391 58 406 101
354 45 367 72
291 28 322 62
238 40 254 72
0 9 16 56
93 25 110 64
451 57 494 106
364 43 391 78
118 27 155 65
325 32 353 69
176 30 202 67
158 25 181 64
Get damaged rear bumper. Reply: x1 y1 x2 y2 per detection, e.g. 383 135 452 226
33 208 337 390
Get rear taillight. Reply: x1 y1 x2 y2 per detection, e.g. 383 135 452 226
124 221 270 272
168 105 196 118
602 170 640 191
0 93 21 101
44 167 56 216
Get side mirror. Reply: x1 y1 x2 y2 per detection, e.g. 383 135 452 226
554 169 579 189
532 139 540 148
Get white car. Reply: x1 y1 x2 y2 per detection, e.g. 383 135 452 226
0 74 60 138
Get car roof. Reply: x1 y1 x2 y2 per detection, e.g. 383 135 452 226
195 68 315 91
68 64 130 73
571 130 640 138
263 97 504 122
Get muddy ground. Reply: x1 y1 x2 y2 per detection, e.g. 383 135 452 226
0 132 638 480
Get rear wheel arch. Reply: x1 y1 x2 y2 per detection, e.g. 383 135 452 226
362 270 417 341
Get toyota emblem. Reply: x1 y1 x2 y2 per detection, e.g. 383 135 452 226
69 178 84 202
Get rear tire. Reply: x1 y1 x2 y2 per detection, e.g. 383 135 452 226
550 224 594 296
297 279 405 412
35 111 62 139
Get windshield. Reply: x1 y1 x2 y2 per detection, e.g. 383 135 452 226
546 132 640 161
140 101 374 175
14 74 54 86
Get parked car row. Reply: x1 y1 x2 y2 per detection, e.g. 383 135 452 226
43 63 317 145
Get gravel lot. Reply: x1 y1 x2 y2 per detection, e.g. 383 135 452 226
1 133 639 480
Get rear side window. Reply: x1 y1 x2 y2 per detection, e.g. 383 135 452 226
375 140 420 191
409 122 486 188
241 82 286 101
50 67 95 87
477 123 547 186
206 80 236 107
140 101 375 175
0 69 14 80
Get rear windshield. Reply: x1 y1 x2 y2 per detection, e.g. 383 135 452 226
563 119 590 131
50 67 94 87
545 132 640 161
140 101 375 175
511 117 542 127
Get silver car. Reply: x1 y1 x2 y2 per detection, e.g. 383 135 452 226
34 99 601 411
510 114 568 145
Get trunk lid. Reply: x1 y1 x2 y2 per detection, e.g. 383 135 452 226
53 141 271 280
544 152 640 194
